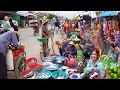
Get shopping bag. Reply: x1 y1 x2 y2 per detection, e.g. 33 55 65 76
6 50 14 70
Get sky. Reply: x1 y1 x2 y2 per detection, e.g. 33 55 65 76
19 11 85 19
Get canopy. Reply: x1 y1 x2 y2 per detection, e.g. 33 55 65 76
80 11 97 19
98 11 120 17
16 11 36 17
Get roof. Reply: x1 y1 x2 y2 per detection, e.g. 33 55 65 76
98 11 120 17
81 11 97 19
16 11 36 17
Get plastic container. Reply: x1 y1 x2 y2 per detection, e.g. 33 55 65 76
6 50 14 70
37 38 47 42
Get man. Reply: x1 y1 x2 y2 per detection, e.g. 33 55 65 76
0 31 21 79
54 19 60 34
99 20 105 55
2 16 11 32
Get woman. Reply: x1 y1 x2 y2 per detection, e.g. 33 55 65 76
97 21 100 31
66 20 71 38
91 22 100 49
85 50 105 78
9 18 18 32
42 20 51 57
105 21 111 36
103 43 120 62
66 41 77 57
9 18 19 41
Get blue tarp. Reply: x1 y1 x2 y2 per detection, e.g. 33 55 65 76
98 11 118 17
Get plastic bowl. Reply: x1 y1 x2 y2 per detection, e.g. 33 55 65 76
52 70 68 79
37 38 47 42
37 70 52 79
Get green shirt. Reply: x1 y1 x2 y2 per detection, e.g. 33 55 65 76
3 20 10 30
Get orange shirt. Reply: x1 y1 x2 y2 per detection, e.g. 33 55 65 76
97 24 100 30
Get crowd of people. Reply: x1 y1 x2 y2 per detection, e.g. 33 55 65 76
54 18 120 78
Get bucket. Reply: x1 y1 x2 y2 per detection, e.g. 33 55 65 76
6 50 14 70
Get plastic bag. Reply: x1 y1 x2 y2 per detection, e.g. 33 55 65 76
9 27 14 31
6 50 14 70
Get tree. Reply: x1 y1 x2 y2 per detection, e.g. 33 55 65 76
47 13 57 20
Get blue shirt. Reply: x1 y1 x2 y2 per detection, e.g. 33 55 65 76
66 45 77 56
100 25 104 39
85 59 104 78
79 39 95 51
0 31 19 57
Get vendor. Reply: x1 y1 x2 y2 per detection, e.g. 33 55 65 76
0 31 22 79
85 50 104 78
103 43 120 62
42 20 51 57
79 33 95 55
59 40 69 56
66 41 77 57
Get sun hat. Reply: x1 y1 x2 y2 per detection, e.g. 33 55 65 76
69 41 74 45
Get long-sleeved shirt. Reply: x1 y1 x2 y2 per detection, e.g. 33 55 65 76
100 25 104 39
79 39 95 51
0 31 19 57
85 59 104 78
66 45 77 56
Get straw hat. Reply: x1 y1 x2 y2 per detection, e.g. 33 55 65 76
43 20 48 25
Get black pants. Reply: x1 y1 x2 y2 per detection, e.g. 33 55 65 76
0 53 7 79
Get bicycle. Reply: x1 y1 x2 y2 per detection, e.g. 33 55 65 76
37 38 51 61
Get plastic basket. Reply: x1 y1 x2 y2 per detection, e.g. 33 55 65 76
37 38 47 42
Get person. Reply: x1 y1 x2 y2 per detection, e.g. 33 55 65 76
103 43 120 62
42 20 51 57
97 21 100 30
65 41 77 56
99 19 105 55
9 18 18 32
85 50 105 78
66 20 71 38
58 40 69 56
91 22 100 53
54 19 60 34
79 33 95 55
2 16 11 32
9 18 20 41
118 31 120 48
0 31 21 79
105 21 111 36
74 21 79 29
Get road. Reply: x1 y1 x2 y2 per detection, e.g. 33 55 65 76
8 26 66 79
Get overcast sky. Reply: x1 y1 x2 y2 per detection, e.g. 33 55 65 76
20 11 85 19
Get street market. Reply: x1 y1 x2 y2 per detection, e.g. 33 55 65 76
0 11 120 79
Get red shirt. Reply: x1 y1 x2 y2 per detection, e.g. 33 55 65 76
66 23 71 31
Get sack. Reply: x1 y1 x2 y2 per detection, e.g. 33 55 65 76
9 27 14 31
6 50 14 70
